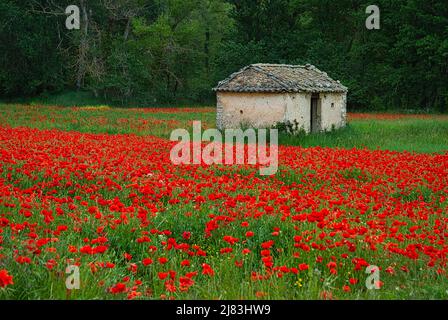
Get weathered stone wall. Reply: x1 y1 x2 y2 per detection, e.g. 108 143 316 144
216 91 346 133
341 92 347 126
216 92 288 129
216 93 224 130
284 93 311 132
319 92 346 131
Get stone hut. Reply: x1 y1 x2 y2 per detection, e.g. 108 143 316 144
213 63 348 133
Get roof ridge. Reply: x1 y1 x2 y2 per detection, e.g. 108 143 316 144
251 63 316 69
251 63 306 68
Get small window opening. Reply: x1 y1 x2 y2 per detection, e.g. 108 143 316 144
331 103 335 108
240 110 243 114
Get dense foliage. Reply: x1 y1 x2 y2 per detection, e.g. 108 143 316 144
0 0 447 111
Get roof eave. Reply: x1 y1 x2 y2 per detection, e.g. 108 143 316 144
214 88 348 94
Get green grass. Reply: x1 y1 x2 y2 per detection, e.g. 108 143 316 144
0 91 106 107
0 103 215 139
279 120 448 153
0 91 213 108
0 103 447 153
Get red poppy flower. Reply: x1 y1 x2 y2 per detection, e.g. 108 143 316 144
164 280 176 293
142 258 153 266
158 272 169 280
299 263 309 271
181 259 190 267
180 276 194 287
223 235 239 245
201 263 214 276
16 256 31 264
182 232 191 240
158 257 168 264
185 271 198 279
110 282 127 294
261 240 274 249
386 266 395 275
220 247 233 254
0 270 13 288
46 259 57 270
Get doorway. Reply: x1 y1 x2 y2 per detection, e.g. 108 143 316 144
310 93 321 133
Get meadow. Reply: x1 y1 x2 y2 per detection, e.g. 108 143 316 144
0 103 447 300
1 104 447 153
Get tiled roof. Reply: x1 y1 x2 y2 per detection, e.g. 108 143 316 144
213 63 348 93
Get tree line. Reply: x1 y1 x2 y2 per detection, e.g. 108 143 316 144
0 0 447 111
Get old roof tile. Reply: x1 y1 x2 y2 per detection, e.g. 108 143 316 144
213 64 348 93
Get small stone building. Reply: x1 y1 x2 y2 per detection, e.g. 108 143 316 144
213 64 348 133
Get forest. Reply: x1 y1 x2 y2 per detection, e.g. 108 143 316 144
0 0 447 111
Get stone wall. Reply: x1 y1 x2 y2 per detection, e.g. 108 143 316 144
216 91 346 133
318 92 346 131
284 93 311 132
216 93 224 130
216 92 287 129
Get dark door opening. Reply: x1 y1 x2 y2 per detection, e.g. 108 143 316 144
310 94 320 133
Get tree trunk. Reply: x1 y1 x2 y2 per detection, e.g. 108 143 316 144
204 29 210 77
124 18 131 41
76 0 89 90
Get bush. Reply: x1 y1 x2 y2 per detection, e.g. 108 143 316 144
273 120 306 135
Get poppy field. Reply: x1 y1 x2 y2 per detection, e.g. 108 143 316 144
0 104 447 300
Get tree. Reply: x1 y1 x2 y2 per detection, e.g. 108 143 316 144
0 0 66 97
0 0 446 111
